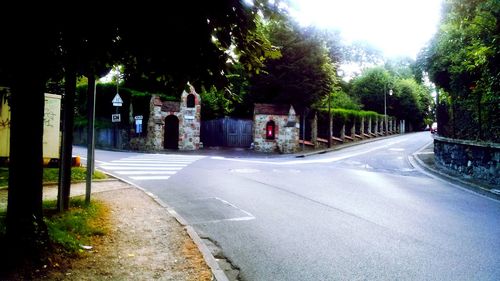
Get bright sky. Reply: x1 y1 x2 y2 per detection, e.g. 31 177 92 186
288 0 443 59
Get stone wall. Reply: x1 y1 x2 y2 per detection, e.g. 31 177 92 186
253 106 299 153
434 136 499 186
146 85 201 151
179 88 201 150
147 97 169 150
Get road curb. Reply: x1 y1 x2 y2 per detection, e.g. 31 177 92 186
409 143 500 202
97 171 229 281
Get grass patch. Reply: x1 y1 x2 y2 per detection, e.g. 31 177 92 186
0 168 8 187
44 198 108 253
0 167 107 187
0 199 109 279
43 167 107 183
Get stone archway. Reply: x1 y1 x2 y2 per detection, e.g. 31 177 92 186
164 115 179 149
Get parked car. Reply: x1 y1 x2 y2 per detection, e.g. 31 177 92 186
430 122 438 134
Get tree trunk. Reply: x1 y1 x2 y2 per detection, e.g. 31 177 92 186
6 78 47 257
58 64 76 211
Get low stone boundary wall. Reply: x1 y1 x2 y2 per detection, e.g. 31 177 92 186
434 136 499 186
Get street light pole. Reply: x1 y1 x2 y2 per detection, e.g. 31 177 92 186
384 88 392 136
328 92 332 148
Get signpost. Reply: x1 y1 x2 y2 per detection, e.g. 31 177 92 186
112 93 123 107
112 93 123 147
112 114 121 122
134 115 143 134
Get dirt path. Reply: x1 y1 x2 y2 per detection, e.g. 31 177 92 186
22 181 212 281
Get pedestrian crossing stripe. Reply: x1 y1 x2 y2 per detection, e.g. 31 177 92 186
115 171 177 175
102 163 187 167
130 176 171 180
98 154 204 181
100 166 183 170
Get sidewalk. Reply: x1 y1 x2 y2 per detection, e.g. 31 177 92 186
412 142 500 201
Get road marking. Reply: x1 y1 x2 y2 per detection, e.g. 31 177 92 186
100 166 183 170
115 171 177 175
174 197 256 225
110 160 193 164
101 163 188 167
230 168 260 173
212 139 407 165
129 175 171 180
97 154 204 182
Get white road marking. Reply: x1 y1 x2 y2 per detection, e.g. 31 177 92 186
230 168 260 173
109 160 193 164
101 163 187 167
211 139 408 165
129 175 171 180
100 166 183 170
116 171 177 175
98 154 205 182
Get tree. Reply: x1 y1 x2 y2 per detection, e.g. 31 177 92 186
327 91 361 110
384 57 418 80
0 1 285 262
350 67 392 114
349 66 433 130
392 78 432 130
0 18 60 261
248 20 337 113
422 0 499 141
120 1 281 96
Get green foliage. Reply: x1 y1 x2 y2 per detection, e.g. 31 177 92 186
0 167 106 186
318 108 383 123
42 167 107 183
392 78 433 130
350 67 393 113
44 199 106 253
248 20 338 113
121 1 284 95
325 91 361 110
74 82 163 130
316 107 383 137
350 66 433 131
200 86 234 120
384 57 418 80
422 0 499 141
0 2 287 251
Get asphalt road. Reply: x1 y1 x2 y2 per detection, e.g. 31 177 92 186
74 132 500 280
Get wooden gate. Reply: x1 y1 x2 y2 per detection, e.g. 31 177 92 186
201 118 253 147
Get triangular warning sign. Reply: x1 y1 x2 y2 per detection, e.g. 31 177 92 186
112 93 123 104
